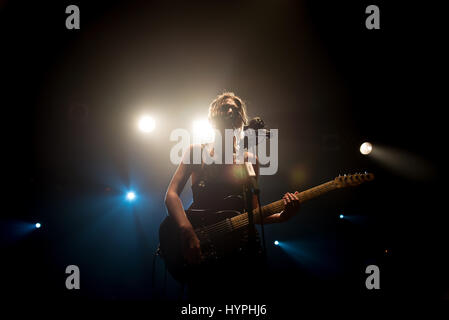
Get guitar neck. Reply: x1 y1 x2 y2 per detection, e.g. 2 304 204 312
229 180 337 230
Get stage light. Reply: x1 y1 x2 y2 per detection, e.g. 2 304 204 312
274 240 279 246
339 214 344 219
360 142 372 155
126 191 136 201
138 116 156 133
193 119 215 143
35 223 41 229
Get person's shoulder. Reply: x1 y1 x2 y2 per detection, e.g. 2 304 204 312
182 144 205 166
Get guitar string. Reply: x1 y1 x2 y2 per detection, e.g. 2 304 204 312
199 183 337 236
202 183 336 234
228 180 365 231
202 181 362 239
223 183 338 232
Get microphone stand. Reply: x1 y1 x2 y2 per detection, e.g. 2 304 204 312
242 161 259 255
239 128 270 299
240 129 267 267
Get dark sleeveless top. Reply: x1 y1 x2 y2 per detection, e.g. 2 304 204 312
189 145 248 212
190 163 247 212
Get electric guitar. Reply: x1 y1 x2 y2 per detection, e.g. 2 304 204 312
158 172 374 283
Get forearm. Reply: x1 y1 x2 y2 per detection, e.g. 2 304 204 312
260 212 283 224
165 191 192 230
254 208 284 224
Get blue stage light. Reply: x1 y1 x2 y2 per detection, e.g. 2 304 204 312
339 214 344 219
126 192 136 201
274 240 279 246
35 223 41 229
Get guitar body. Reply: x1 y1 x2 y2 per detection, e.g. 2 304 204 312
159 209 261 283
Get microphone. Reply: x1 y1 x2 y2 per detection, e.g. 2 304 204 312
244 117 271 137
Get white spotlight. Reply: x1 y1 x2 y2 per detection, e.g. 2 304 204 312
138 116 156 133
35 223 41 229
360 142 373 155
193 119 215 143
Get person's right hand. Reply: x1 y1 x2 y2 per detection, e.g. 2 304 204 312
180 225 202 265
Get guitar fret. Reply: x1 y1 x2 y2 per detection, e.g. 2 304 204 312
230 181 336 231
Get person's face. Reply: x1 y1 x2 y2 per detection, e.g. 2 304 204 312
214 98 244 130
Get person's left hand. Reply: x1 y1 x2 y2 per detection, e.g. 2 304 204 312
279 191 300 222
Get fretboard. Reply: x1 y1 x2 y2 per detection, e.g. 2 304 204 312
229 180 336 231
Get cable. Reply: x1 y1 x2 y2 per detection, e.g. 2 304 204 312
163 262 167 297
256 190 267 262
151 246 160 289
152 245 169 300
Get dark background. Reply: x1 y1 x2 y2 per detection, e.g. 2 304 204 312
1 0 446 309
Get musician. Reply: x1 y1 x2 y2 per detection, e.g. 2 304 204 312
164 92 300 300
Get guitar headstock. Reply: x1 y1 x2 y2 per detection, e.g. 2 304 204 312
334 172 375 188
